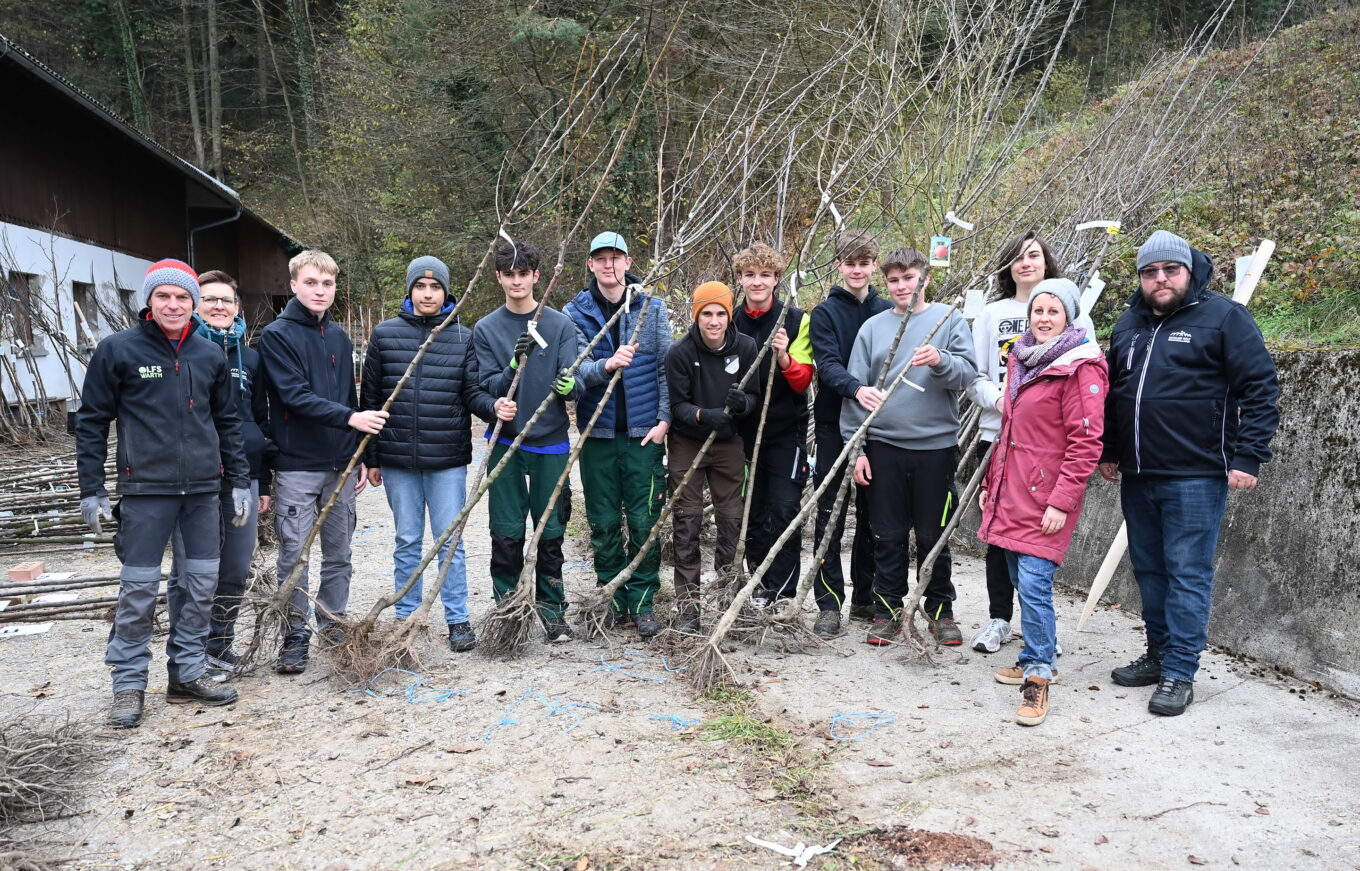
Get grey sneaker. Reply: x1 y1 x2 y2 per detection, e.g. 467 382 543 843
1148 677 1194 716
866 616 902 646
970 618 1012 653
109 690 145 729
1111 651 1162 687
813 610 842 638
448 621 476 652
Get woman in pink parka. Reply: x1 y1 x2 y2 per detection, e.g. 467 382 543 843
978 278 1108 726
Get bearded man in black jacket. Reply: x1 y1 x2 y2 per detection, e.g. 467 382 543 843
1099 230 1280 717
361 257 495 652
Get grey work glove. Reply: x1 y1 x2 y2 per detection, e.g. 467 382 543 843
80 495 112 534
231 487 251 527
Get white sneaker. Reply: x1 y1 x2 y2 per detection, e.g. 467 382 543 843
970 618 1012 654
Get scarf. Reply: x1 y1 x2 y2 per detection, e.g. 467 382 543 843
1008 325 1087 406
193 313 248 394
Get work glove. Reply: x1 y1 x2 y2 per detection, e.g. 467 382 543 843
80 495 112 535
553 368 576 397
231 487 251 527
509 332 535 369
696 407 733 438
724 385 748 414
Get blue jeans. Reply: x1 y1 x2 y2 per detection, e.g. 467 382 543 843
1005 551 1059 681
382 466 469 625
1120 475 1228 682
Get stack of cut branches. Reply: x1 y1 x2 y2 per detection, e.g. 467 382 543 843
0 440 115 552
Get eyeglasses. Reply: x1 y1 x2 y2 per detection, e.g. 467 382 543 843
1138 264 1184 280
201 295 238 307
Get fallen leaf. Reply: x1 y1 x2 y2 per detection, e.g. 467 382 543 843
917 704 930 709
1038 827 1059 838
1255 807 1270 815
444 743 482 754
1095 835 1109 845
231 750 254 762
865 759 894 767
576 857 591 871
1188 856 1207 866
963 816 977 827
404 775 436 785
1080 716 1094 723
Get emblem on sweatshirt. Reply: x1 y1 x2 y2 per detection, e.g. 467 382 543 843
1168 330 1192 344
724 355 739 374
137 365 163 379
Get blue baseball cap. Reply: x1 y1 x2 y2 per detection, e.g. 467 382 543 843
589 231 629 255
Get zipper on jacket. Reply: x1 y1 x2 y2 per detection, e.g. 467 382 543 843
1131 300 1199 473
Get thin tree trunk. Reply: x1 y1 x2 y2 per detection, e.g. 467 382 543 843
181 0 206 168
206 0 223 178
109 0 150 131
252 0 311 208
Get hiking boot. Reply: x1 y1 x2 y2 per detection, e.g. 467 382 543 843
448 621 476 652
750 596 771 611
276 634 309 675
866 616 901 646
604 607 623 629
675 607 701 635
995 665 1059 685
317 623 348 647
108 690 144 729
205 648 240 682
1148 678 1194 716
635 611 661 639
848 604 876 622
1016 677 1050 726
970 618 1012 654
928 615 963 646
1111 651 1162 687
542 616 574 643
167 675 239 707
813 610 842 639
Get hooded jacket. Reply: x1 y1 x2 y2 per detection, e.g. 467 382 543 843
564 276 672 437
361 298 496 471
258 297 360 471
1101 248 1280 478
665 324 759 442
979 337 1108 565
809 285 892 425
190 314 273 489
76 315 249 498
733 300 812 450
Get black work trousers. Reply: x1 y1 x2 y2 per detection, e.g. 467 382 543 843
863 441 958 619
743 435 809 599
812 422 876 612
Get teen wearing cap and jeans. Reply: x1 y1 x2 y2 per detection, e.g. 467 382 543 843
564 232 672 639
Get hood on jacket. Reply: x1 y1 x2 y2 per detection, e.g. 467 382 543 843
401 297 457 321
1123 247 1215 314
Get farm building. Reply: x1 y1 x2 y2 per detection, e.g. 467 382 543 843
0 32 299 424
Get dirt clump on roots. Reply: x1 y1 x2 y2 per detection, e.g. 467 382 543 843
842 826 997 869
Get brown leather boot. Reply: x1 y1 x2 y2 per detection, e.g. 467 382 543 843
1016 676 1050 726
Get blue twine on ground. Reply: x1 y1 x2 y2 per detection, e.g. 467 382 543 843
483 688 599 744
828 711 895 741
349 667 465 704
591 652 673 682
649 714 701 731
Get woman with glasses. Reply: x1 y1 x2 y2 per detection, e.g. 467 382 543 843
977 278 1108 726
172 271 273 679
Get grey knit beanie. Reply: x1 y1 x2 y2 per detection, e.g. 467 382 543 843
1030 277 1081 324
1137 230 1192 270
405 256 450 299
142 259 201 307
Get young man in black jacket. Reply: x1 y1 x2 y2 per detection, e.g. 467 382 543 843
1099 230 1280 716
260 250 389 673
730 244 820 626
362 256 495 652
76 259 249 728
809 230 891 623
665 281 759 633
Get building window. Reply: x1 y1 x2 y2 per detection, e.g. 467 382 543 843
73 281 99 345
5 271 39 346
120 288 139 322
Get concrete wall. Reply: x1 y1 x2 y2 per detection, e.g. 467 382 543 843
964 350 1360 696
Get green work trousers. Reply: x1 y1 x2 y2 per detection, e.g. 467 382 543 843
487 442 571 620
578 435 666 614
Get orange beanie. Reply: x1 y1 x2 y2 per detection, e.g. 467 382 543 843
690 281 734 321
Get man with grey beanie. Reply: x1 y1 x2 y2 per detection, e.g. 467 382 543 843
1099 230 1279 716
361 256 495 651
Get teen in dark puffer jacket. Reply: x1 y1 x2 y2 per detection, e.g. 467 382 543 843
360 256 496 651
